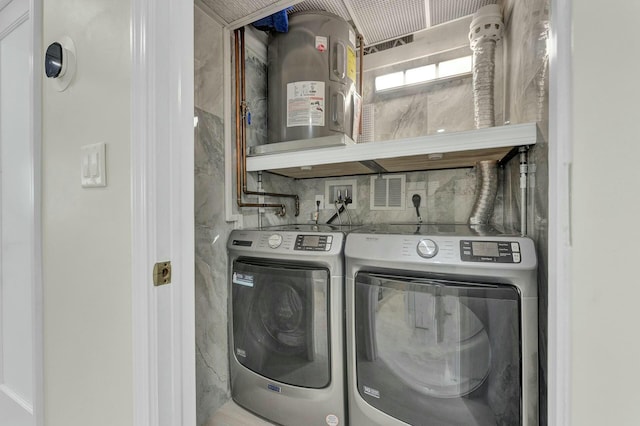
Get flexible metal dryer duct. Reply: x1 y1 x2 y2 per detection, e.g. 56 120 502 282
469 5 503 129
469 160 499 225
468 6 503 226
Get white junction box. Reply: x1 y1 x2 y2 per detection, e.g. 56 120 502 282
81 142 106 187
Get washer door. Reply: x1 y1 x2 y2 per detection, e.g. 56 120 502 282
232 259 330 388
354 272 521 426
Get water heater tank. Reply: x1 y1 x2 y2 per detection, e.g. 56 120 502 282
267 11 357 145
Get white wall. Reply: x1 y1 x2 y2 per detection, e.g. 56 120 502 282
571 1 640 425
42 1 132 425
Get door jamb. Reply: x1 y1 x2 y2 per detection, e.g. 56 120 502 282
131 0 195 424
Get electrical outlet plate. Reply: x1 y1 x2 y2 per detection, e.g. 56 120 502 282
324 179 357 209
314 194 325 210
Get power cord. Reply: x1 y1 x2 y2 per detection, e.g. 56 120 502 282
412 194 422 223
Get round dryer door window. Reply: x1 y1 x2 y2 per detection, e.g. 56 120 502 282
376 290 491 398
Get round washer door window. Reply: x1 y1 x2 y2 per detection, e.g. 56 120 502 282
250 279 309 355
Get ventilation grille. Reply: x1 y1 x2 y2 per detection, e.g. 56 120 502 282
370 175 406 210
429 0 497 26
364 35 414 55
358 104 375 143
289 0 352 22
201 0 283 24
201 0 498 48
349 0 426 44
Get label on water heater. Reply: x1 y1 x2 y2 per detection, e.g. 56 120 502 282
315 36 327 52
347 46 356 82
287 81 325 127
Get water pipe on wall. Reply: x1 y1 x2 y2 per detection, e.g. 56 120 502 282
234 28 299 217
519 146 529 235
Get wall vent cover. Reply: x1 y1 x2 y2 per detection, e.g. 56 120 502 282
358 104 375 143
370 174 406 210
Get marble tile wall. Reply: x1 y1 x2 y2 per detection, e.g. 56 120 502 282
194 6 233 425
284 168 506 228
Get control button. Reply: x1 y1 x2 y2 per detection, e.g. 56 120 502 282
511 242 520 252
325 244 332 251
463 250 471 255
417 239 438 258
268 234 283 249
326 236 333 243
513 252 521 263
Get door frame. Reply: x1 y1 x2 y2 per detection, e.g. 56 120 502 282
131 0 195 424
547 0 572 424
129 0 574 425
0 0 43 424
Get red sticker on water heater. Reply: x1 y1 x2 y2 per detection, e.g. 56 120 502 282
316 36 327 52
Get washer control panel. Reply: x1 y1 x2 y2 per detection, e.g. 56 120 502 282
460 240 521 263
294 234 333 251
267 234 283 249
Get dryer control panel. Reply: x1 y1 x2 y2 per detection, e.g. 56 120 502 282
460 240 521 263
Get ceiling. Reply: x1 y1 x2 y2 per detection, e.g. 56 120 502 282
201 0 499 45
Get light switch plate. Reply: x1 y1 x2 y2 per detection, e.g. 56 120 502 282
81 143 106 187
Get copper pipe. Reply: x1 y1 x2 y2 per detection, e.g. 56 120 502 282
238 28 299 216
357 34 364 136
233 28 299 217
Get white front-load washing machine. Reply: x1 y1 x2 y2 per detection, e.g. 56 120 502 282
345 224 538 426
227 224 354 426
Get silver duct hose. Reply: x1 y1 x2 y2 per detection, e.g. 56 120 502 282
469 5 504 129
469 160 499 225
468 6 503 225
472 39 497 128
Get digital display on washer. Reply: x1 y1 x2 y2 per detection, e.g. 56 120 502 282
471 241 500 257
294 234 332 251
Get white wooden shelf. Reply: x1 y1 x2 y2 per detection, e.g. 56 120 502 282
246 123 539 179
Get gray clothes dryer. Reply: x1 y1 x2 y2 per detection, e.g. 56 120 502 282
345 224 538 426
227 225 353 426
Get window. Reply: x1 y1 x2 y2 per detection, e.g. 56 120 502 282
375 71 404 91
375 56 472 92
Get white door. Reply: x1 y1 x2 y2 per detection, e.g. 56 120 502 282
0 0 41 425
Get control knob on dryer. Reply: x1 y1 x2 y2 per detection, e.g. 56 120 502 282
268 234 283 249
417 239 438 258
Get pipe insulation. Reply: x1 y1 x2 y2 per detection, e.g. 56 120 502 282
469 160 499 226
469 5 504 129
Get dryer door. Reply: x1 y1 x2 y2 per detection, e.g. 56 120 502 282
232 259 330 388
354 272 521 426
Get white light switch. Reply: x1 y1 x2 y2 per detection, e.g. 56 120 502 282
81 143 106 187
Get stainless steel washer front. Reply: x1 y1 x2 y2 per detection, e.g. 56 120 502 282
227 225 351 426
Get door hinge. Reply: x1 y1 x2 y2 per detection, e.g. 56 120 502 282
153 261 172 286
